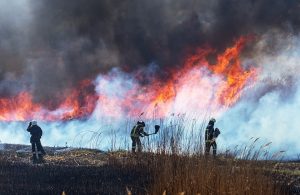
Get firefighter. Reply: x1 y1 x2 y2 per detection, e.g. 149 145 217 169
205 118 220 156
27 120 46 163
130 121 149 153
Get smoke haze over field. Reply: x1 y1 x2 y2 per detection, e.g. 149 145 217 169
0 0 300 157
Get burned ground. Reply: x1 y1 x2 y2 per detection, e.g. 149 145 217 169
0 147 150 194
0 145 298 194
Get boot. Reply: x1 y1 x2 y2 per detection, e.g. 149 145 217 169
38 154 45 163
132 147 136 153
213 149 217 157
32 154 38 164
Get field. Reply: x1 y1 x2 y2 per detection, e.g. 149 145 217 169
0 143 299 195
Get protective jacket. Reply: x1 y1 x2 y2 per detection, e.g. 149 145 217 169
205 121 215 141
27 124 43 143
130 124 148 137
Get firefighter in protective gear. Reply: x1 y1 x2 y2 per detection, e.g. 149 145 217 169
130 121 149 153
205 118 220 156
27 120 46 163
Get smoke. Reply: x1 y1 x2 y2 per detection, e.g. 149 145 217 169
0 0 299 104
0 0 300 157
217 32 300 158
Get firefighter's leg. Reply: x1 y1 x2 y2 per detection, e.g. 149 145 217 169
212 141 217 156
31 142 37 163
36 139 46 155
137 137 142 152
31 142 35 153
36 140 45 162
131 136 136 153
205 141 211 155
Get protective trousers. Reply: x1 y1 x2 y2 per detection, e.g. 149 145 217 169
205 140 217 156
131 136 142 153
31 139 46 163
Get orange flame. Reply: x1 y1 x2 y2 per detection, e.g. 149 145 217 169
0 92 43 121
210 37 257 106
141 36 258 117
0 80 97 121
0 37 258 121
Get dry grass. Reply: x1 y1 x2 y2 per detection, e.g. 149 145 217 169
0 147 297 194
0 115 297 194
147 155 284 194
120 115 294 195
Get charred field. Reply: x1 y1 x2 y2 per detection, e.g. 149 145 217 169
0 144 298 195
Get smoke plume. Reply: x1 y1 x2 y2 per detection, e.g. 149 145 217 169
0 0 299 103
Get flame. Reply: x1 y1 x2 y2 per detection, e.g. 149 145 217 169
176 36 258 108
134 36 258 117
0 80 97 121
88 36 258 119
0 92 43 121
0 36 258 121
210 37 257 106
59 80 98 120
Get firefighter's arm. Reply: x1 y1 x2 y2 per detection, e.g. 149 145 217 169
139 128 149 137
143 127 150 136
138 128 144 137
138 131 144 137
26 122 32 132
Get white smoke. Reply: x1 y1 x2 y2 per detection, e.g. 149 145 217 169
217 33 300 158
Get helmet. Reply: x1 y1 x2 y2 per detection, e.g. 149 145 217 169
209 118 216 123
31 120 37 126
137 121 145 127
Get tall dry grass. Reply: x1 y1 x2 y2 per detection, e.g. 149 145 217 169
120 115 290 194
72 114 291 194
146 155 284 194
